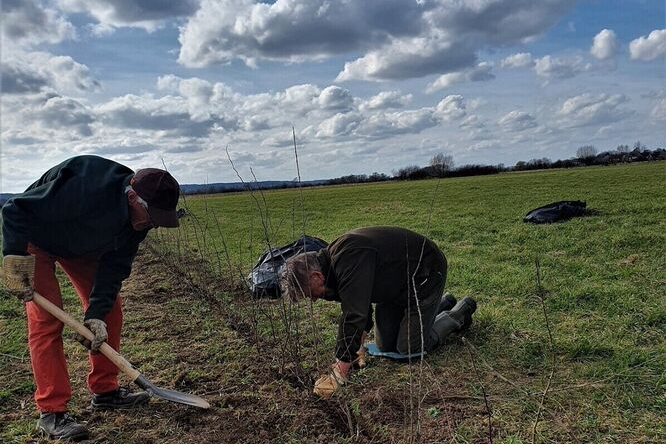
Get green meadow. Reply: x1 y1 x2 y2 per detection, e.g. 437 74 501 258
2 162 664 443
170 161 666 441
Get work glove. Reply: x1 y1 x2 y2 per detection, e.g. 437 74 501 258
2 255 35 302
75 319 108 353
354 346 368 369
313 366 347 399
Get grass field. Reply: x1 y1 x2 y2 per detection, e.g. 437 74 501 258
1 162 665 443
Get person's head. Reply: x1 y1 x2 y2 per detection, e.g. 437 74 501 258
130 168 180 228
280 252 325 301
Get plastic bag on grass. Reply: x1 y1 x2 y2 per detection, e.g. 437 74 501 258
523 200 589 224
248 235 328 298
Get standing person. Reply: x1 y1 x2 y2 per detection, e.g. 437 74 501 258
280 226 476 398
1 155 181 440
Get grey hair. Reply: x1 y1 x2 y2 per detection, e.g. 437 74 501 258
280 252 321 301
125 185 149 208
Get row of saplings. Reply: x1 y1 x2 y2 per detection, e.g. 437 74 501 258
2 155 475 441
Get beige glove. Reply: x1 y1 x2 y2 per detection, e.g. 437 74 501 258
314 366 347 399
355 346 368 368
2 255 35 302
75 319 108 353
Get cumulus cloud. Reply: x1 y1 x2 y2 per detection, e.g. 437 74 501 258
2 0 75 46
176 78 215 121
315 107 447 140
591 29 618 60
1 132 42 146
465 140 502 152
156 75 230 123
426 62 495 93
59 0 199 31
460 115 483 129
356 109 439 138
459 114 491 141
555 93 633 128
179 0 576 81
275 84 321 114
35 95 96 137
316 113 361 138
179 0 424 68
360 91 412 110
500 52 533 69
227 149 287 168
261 131 302 148
95 94 234 137
629 29 666 61
254 91 470 141
1 65 50 94
165 145 205 154
242 117 271 132
156 76 332 122
335 37 477 81
534 55 589 81
1 50 101 94
85 22 117 37
87 143 157 156
156 74 182 93
47 56 103 92
317 86 354 111
498 110 537 132
0 90 98 152
434 95 467 121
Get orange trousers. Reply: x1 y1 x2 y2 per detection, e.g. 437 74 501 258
26 244 122 412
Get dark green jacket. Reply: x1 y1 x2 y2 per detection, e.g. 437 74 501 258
317 226 447 362
1 155 149 320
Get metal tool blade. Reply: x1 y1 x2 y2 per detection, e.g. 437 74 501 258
135 374 211 409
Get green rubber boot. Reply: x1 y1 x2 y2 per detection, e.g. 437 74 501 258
432 296 477 344
438 292 457 314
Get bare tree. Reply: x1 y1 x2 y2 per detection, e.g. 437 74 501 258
394 165 421 180
576 145 597 159
429 153 454 176
616 144 630 154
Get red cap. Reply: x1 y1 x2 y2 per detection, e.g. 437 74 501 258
131 168 180 227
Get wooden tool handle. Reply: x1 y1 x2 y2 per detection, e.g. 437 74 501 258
32 292 141 381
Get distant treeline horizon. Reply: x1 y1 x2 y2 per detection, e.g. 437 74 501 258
1 144 664 203
182 142 666 194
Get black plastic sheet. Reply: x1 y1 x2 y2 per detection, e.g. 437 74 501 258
523 200 589 224
248 235 328 298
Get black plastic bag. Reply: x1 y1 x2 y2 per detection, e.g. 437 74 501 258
248 235 328 298
523 200 588 224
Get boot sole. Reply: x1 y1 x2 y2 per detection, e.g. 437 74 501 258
90 397 150 410
38 426 89 441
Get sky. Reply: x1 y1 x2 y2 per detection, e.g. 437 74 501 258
1 0 664 192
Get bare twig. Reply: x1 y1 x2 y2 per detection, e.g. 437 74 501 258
289 129 325 375
337 398 356 438
462 337 493 444
404 178 443 443
531 256 555 444
462 339 527 394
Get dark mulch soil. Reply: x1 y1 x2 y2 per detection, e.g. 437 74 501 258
9 245 476 443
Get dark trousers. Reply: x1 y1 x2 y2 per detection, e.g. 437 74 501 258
374 271 445 354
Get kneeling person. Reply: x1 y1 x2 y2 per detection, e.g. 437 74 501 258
280 226 476 398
